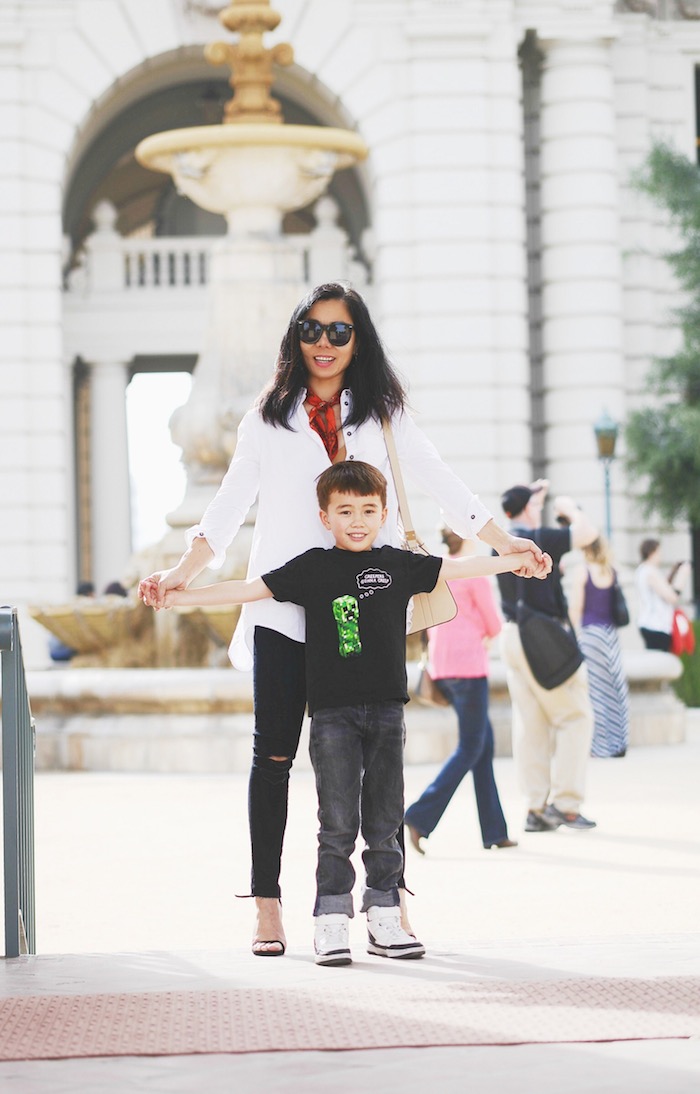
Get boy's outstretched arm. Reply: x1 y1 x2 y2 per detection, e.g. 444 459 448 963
163 577 273 609
440 549 549 582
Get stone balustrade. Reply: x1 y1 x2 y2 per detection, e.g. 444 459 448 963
122 238 211 290
64 197 368 304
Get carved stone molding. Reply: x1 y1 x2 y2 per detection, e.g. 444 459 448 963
619 0 700 18
678 1 700 20
185 1 226 15
620 0 657 14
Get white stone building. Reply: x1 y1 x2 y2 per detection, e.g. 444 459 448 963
2 0 698 665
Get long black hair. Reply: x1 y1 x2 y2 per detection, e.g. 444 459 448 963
257 282 407 429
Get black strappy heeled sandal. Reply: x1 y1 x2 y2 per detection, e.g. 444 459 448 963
252 939 286 957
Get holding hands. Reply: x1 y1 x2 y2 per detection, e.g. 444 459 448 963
162 587 186 610
138 568 190 610
506 538 552 579
138 536 215 610
440 546 546 582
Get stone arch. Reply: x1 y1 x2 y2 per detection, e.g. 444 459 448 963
62 46 373 268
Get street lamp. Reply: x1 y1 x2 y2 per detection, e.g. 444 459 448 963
593 410 619 541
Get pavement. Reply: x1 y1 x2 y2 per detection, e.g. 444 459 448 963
1 717 699 1092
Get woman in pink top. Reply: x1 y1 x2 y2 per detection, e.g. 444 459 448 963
405 530 517 852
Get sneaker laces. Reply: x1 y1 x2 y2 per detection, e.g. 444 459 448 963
315 917 348 951
369 910 407 942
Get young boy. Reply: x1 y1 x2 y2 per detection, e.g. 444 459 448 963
163 461 536 966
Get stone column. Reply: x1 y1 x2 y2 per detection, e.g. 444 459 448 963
89 360 132 592
367 1 531 540
0 19 73 664
538 29 626 537
307 197 352 287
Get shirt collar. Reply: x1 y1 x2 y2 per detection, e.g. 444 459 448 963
296 387 352 418
301 386 352 403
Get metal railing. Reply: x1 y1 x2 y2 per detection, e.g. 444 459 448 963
1 607 36 957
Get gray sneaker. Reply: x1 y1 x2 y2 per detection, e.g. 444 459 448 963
525 809 559 832
543 804 597 830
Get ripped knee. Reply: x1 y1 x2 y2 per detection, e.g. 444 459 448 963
253 752 292 785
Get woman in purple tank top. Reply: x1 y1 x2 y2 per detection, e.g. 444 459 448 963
569 538 629 758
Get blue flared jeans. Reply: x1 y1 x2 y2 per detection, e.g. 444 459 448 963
404 676 508 848
309 701 405 917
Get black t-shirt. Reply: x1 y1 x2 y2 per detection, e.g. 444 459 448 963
496 525 572 621
263 545 442 715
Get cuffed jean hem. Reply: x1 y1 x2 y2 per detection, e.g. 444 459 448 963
314 893 354 917
360 886 400 913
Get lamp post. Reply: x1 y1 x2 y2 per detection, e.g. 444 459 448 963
593 410 619 541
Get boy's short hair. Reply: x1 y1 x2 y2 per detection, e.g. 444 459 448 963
316 461 388 510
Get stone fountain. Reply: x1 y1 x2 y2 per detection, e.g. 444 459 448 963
135 0 367 575
33 0 367 672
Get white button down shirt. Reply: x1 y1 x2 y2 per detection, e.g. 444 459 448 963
187 390 492 669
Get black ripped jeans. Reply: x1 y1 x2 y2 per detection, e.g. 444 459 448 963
250 627 407 899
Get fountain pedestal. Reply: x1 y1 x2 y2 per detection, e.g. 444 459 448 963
163 232 308 572
25 653 687 772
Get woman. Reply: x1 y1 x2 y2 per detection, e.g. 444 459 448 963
635 539 689 652
569 538 629 758
405 529 517 853
138 282 547 956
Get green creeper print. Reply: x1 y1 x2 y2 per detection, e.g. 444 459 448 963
332 595 361 657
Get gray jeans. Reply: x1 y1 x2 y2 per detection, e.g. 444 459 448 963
310 701 405 917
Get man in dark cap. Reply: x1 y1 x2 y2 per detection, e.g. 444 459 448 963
496 479 599 832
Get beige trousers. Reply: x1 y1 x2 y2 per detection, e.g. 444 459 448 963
500 621 594 814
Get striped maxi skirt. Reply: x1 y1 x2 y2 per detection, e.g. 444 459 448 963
579 623 630 758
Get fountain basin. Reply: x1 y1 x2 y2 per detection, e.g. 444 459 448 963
29 600 239 669
135 124 368 233
30 597 152 655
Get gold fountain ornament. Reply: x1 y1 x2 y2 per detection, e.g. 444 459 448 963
135 0 367 234
205 0 293 124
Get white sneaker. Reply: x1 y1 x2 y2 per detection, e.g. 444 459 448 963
366 905 425 959
314 913 352 966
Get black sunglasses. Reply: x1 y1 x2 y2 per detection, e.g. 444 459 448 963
297 319 354 347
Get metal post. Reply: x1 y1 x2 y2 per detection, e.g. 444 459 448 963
594 411 618 544
1 609 19 957
603 459 612 542
1 607 36 957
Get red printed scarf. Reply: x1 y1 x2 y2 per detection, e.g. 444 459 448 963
306 391 341 461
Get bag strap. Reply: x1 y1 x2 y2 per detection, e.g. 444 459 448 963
382 418 426 553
